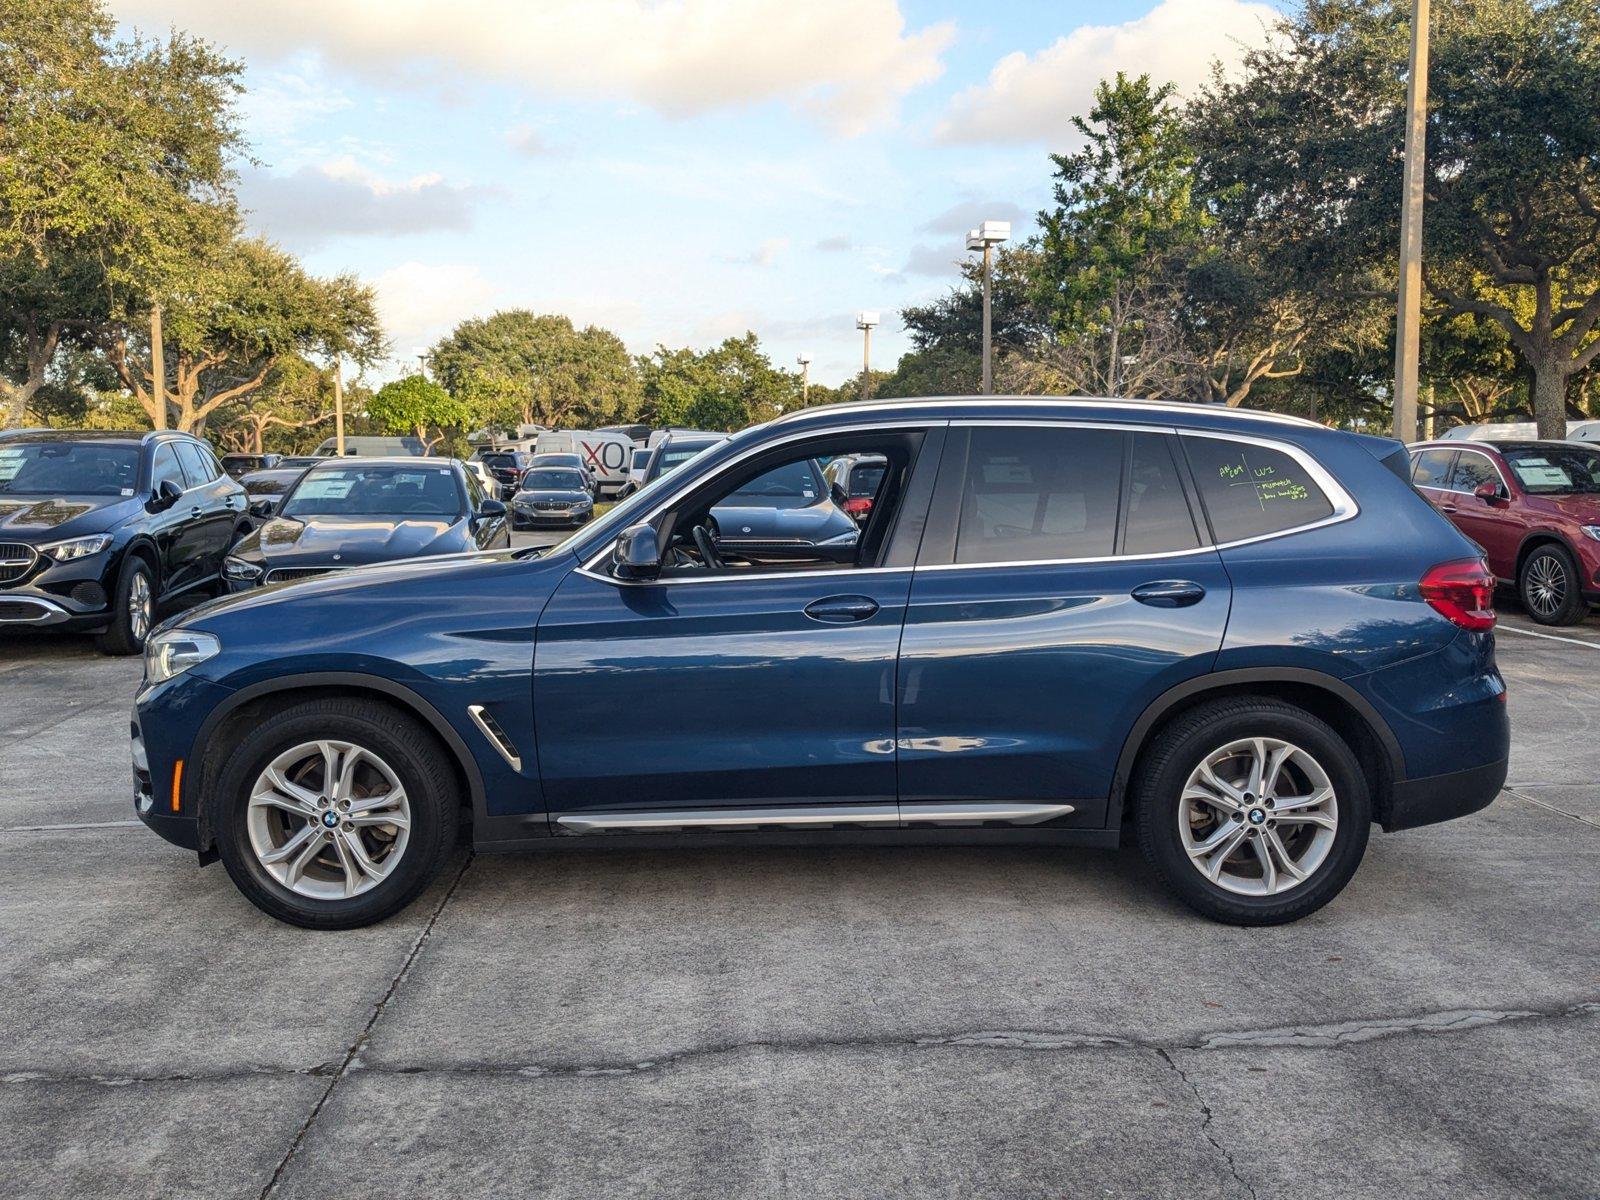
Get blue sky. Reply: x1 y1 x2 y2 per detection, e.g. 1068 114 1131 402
115 0 1285 385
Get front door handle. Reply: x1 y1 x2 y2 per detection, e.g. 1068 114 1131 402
804 595 880 623
1131 580 1206 608
189 505 204 517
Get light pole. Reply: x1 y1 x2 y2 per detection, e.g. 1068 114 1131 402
412 347 428 378
855 312 879 401
797 353 812 406
1392 0 1430 443
966 220 1010 394
331 354 346 456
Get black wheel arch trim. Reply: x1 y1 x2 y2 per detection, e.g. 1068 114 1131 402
1515 529 1579 571
1106 667 1407 828
183 670 490 852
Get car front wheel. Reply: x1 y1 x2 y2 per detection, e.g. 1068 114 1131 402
1519 543 1587 626
96 556 155 655
214 698 459 928
1133 698 1371 925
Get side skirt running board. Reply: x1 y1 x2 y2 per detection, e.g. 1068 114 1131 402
553 801 1075 835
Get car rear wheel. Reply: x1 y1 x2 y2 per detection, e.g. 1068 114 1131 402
96 556 155 656
1519 543 1587 626
215 698 459 928
1133 698 1371 925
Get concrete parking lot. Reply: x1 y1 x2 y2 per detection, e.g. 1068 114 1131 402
1 577 1596 1198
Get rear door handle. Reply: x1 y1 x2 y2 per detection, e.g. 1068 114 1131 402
804 595 880 623
1131 580 1206 608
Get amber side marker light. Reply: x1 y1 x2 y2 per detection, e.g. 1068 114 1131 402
171 759 185 813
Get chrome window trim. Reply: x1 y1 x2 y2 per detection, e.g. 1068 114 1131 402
574 417 1356 587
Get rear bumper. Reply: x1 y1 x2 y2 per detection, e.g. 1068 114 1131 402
1383 756 1508 832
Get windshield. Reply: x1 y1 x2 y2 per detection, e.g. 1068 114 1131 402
532 454 581 468
652 440 723 481
481 453 520 467
244 476 293 496
1502 446 1600 495
521 469 585 491
281 464 463 518
724 460 823 509
0 442 140 496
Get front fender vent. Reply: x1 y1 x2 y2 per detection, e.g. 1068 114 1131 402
467 704 522 772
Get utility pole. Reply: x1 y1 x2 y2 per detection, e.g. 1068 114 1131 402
1392 0 1431 444
797 353 811 406
332 356 346 456
149 302 167 430
966 221 1010 394
855 312 878 401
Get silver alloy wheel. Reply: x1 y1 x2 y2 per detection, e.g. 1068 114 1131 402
128 571 152 643
1524 552 1567 619
1178 736 1338 897
246 739 411 900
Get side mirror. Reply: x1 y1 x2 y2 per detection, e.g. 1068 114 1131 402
612 523 662 581
830 481 849 507
1474 481 1507 505
475 498 507 522
248 497 278 519
150 478 183 511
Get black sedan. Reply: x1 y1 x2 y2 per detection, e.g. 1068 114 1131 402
510 467 595 529
223 458 508 590
707 458 859 562
0 429 247 653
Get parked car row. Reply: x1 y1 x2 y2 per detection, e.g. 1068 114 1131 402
128 397 1508 934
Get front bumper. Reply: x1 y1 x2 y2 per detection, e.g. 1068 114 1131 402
1383 756 1508 831
0 550 119 628
132 673 235 855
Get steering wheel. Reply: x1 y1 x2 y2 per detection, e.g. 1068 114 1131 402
690 522 724 570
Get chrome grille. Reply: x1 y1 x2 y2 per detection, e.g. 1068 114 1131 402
0 542 38 585
533 500 573 510
264 566 337 584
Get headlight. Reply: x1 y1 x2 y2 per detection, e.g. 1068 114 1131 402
222 556 262 581
1582 525 1600 542
41 534 111 561
144 630 220 685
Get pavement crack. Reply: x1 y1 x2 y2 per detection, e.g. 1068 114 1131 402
1157 1047 1258 1200
256 852 473 1200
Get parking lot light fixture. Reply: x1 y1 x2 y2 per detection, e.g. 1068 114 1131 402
798 353 812 406
855 313 879 401
966 220 1011 395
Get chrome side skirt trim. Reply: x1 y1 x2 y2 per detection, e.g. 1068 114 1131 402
553 801 1075 834
467 705 523 772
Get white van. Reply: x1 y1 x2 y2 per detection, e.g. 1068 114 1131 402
533 430 635 497
1440 420 1582 441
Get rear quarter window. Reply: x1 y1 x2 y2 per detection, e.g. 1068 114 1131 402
1183 436 1336 543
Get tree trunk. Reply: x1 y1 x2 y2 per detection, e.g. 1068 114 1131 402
1 378 42 429
149 304 168 430
1531 365 1569 440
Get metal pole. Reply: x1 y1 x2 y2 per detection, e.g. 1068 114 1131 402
149 302 167 430
333 357 346 455
1392 0 1430 444
981 242 993 394
801 361 809 406
861 327 872 401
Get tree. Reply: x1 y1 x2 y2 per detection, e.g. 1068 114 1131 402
214 354 333 453
1033 73 1205 398
0 0 243 427
430 310 640 430
638 333 800 430
1196 0 1600 436
101 235 385 432
367 374 466 453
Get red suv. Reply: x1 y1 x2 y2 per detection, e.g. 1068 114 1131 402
1409 439 1600 625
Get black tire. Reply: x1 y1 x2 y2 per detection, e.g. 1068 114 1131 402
1518 543 1587 626
1132 698 1371 926
214 697 460 929
96 555 155 656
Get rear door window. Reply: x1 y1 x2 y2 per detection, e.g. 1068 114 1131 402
1449 452 1501 494
953 426 1123 564
1123 434 1200 555
1410 448 1456 489
1183 436 1336 543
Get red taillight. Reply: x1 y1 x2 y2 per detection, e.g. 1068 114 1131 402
842 497 873 515
1420 558 1496 631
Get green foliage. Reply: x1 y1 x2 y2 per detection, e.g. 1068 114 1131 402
638 333 800 430
430 310 640 432
368 374 467 451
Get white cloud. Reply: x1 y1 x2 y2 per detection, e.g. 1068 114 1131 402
937 0 1278 145
117 0 954 135
239 158 489 249
724 238 790 269
373 262 499 364
235 61 353 144
916 200 1030 238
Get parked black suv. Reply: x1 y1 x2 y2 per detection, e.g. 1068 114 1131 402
0 430 248 653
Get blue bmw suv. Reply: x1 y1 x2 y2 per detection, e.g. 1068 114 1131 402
132 398 1509 928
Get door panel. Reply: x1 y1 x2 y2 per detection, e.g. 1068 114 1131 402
174 442 235 581
534 567 912 814
896 554 1230 822
1446 452 1521 578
